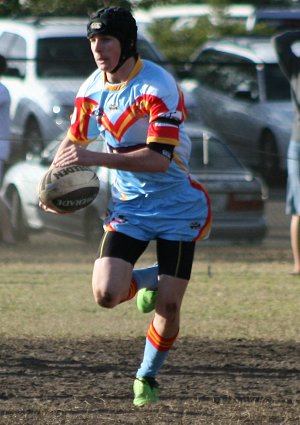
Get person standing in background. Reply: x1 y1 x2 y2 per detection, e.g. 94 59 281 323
0 54 11 182
273 31 300 275
0 54 15 245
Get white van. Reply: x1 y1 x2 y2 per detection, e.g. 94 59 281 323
0 17 167 158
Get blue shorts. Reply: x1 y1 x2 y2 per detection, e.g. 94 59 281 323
104 179 211 242
286 141 300 215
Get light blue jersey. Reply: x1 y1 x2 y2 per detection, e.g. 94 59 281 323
68 58 211 241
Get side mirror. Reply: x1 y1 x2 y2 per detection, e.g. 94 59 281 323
40 149 54 165
5 67 24 78
233 88 258 101
177 67 193 80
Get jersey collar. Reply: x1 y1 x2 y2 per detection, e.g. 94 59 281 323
103 56 143 91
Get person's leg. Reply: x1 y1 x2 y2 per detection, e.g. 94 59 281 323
92 256 134 307
286 141 300 274
290 214 300 274
0 160 4 186
0 196 15 244
134 265 159 313
136 274 188 373
92 231 149 308
133 265 158 291
133 239 195 407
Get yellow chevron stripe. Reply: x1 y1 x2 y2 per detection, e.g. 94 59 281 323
147 136 179 145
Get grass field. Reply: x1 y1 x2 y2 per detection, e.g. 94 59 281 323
1 232 300 424
1 233 299 341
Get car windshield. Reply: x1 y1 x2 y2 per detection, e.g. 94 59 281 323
264 63 291 100
36 37 170 78
37 37 96 78
189 135 242 171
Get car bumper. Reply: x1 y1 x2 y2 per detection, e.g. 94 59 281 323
209 217 267 242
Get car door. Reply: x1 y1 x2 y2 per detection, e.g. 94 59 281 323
191 50 229 131
192 50 262 167
213 54 262 167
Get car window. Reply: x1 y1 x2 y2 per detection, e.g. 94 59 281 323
35 36 171 79
217 54 258 98
263 64 291 101
192 50 258 98
246 10 300 33
0 32 26 76
0 32 16 56
138 38 164 62
37 37 95 78
191 50 224 89
189 135 242 171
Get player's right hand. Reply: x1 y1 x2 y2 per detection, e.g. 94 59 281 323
38 200 69 215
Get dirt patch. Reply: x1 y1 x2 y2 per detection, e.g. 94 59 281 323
1 337 300 424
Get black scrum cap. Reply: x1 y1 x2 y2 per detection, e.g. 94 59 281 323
87 7 138 73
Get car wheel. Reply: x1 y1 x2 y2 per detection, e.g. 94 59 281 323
84 208 104 242
23 118 44 156
7 187 29 241
259 131 280 183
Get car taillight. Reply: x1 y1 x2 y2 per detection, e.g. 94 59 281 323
227 193 264 210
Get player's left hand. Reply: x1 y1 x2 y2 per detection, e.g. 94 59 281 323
53 144 92 167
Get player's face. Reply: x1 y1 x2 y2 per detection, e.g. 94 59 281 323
89 35 121 73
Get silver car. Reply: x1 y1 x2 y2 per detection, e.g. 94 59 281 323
183 37 293 182
187 124 267 242
2 127 267 243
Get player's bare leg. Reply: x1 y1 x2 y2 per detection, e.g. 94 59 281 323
153 274 188 337
290 214 300 274
92 257 133 307
133 275 189 406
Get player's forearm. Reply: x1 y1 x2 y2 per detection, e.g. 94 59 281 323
273 30 300 49
272 31 300 78
95 148 170 172
53 143 169 172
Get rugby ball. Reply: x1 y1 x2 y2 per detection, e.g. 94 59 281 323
38 165 100 213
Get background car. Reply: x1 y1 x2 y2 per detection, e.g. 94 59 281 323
1 127 267 244
186 123 267 242
182 36 293 182
2 138 111 242
0 17 171 158
246 8 300 32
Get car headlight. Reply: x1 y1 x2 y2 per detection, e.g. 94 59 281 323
52 105 73 127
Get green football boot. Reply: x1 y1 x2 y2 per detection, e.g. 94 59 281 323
136 288 157 313
133 377 159 407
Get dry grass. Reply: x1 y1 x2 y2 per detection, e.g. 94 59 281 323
1 232 300 424
0 234 299 341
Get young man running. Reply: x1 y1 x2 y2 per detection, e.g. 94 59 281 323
40 7 211 406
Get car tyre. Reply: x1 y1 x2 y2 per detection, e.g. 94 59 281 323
23 118 44 156
7 187 29 241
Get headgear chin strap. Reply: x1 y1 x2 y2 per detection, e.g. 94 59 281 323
87 7 138 74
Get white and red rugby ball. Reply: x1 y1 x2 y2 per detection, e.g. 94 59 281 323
38 165 100 213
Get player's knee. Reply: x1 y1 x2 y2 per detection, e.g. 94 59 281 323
93 289 118 308
163 301 179 322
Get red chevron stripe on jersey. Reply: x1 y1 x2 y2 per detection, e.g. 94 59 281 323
189 177 212 241
69 97 99 144
100 94 180 144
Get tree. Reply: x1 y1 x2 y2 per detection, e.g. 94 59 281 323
0 0 22 16
0 0 134 16
0 0 298 60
